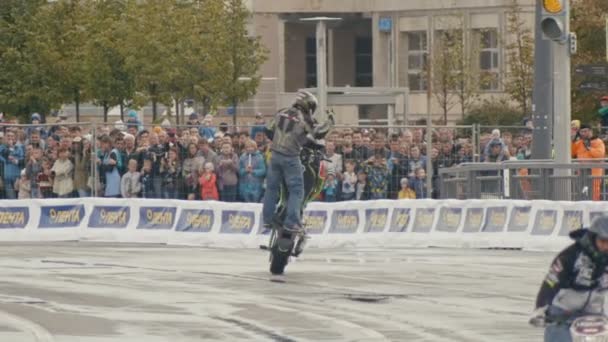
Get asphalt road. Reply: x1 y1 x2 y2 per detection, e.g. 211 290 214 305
0 242 549 341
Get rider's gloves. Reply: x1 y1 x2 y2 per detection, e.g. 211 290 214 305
529 306 548 327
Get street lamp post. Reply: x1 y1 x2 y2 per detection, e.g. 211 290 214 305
300 17 342 121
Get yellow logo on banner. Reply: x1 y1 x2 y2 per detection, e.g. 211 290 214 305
539 212 556 230
0 211 25 225
514 210 529 226
337 214 357 228
417 211 433 226
369 212 387 228
146 209 173 226
50 208 81 224
186 213 212 229
304 214 325 229
490 211 506 226
444 211 460 227
395 212 409 227
100 209 128 225
566 214 582 231
468 212 482 226
228 214 252 230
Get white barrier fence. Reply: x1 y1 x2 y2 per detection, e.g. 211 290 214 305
0 198 594 252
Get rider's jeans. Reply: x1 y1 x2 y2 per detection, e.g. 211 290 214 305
262 151 304 229
544 306 577 342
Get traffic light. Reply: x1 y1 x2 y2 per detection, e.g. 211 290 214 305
541 0 569 42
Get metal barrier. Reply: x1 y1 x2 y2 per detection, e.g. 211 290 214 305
439 160 608 201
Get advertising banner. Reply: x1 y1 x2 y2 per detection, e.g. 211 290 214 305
176 209 214 233
412 208 435 233
482 207 508 233
531 210 558 236
462 208 484 233
364 208 388 233
507 206 531 232
435 207 462 233
303 210 328 235
0 207 29 229
389 208 411 232
220 210 255 234
39 204 85 229
88 206 130 229
329 210 359 234
137 207 177 230
559 210 584 236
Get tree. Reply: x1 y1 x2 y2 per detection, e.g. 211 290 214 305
430 29 460 124
215 0 268 128
30 0 92 122
570 0 608 125
0 0 60 121
85 0 135 123
453 28 483 120
503 0 534 117
459 96 525 126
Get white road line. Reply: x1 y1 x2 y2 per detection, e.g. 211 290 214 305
0 309 54 342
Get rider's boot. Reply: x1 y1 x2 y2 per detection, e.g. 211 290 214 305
293 231 309 257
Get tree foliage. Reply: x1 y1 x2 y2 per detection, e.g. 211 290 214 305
503 0 534 117
0 0 267 123
570 0 608 125
458 96 525 126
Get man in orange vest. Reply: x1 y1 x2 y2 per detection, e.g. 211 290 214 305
572 124 606 200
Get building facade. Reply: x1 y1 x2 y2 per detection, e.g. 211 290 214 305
250 0 535 124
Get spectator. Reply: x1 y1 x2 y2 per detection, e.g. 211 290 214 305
598 95 608 128
406 146 426 178
410 167 428 199
121 159 141 198
321 141 342 177
364 151 389 200
238 139 266 203
354 169 370 200
341 160 357 201
0 131 25 199
182 143 205 200
572 124 606 201
199 114 216 141
197 138 217 164
398 178 416 199
322 172 339 202
352 131 371 160
199 162 219 201
15 169 31 199
250 113 266 139
98 135 121 198
72 137 91 197
485 140 509 163
25 146 43 198
160 147 181 199
38 158 54 198
215 142 238 202
51 147 74 198
140 159 155 199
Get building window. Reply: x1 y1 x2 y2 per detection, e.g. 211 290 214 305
355 37 373 87
404 31 427 91
477 29 500 91
306 37 317 88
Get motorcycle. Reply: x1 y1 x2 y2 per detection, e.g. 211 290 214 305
533 314 608 342
260 139 328 275
570 315 608 342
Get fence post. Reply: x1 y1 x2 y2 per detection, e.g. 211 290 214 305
91 123 98 198
472 124 479 162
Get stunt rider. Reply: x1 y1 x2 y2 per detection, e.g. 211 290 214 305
530 215 608 341
262 91 332 233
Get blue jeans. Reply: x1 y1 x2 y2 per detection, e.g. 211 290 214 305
544 306 575 342
263 151 304 229
220 185 238 202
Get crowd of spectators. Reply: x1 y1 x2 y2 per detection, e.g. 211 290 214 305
0 111 537 202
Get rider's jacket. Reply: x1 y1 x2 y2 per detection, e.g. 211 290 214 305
536 229 608 314
266 107 314 157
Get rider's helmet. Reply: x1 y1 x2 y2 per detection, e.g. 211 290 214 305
590 215 608 240
293 90 318 116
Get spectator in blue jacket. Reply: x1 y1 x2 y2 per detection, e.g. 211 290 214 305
0 131 25 199
238 139 266 202
250 113 266 139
